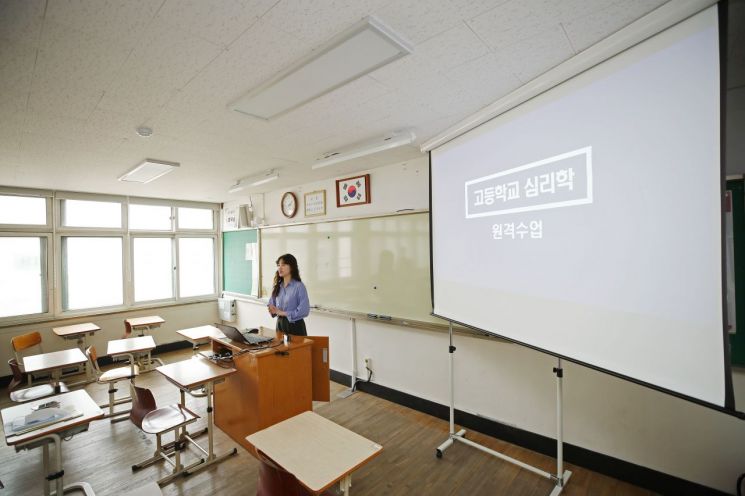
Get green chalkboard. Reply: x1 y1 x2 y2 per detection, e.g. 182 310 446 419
223 229 259 296
727 180 745 367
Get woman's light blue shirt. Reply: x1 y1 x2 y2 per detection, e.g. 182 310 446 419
268 279 310 323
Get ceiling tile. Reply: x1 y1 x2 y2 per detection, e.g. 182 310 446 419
497 24 575 83
374 0 462 45
27 80 102 120
446 52 523 106
98 25 223 117
414 23 490 73
155 0 274 47
167 45 274 117
261 0 392 46
225 17 308 72
0 0 44 45
36 20 132 92
445 0 512 21
0 41 36 100
467 0 564 49
562 0 667 53
45 0 161 47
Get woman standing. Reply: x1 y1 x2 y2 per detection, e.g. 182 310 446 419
267 253 310 336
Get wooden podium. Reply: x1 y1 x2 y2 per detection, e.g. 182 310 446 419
212 332 329 451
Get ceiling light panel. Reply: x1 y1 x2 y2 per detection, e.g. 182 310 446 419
119 159 180 183
231 17 412 120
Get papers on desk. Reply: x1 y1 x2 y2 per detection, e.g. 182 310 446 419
4 405 82 436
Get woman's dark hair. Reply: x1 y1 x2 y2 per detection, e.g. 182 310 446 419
272 253 301 298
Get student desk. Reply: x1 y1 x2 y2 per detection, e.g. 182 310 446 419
177 325 226 355
246 411 383 495
23 348 88 393
1 390 104 496
211 333 314 451
52 322 101 381
125 315 165 336
155 356 238 483
107 335 157 373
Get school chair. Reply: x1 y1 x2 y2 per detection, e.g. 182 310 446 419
7 358 68 403
129 385 201 485
85 346 138 422
11 331 44 386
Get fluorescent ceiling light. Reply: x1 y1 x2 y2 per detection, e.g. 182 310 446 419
229 169 280 194
118 159 179 183
312 130 417 169
230 17 411 120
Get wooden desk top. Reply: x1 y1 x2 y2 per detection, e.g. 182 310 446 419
125 315 165 327
52 322 101 337
107 335 156 355
177 325 225 342
2 390 103 446
246 411 382 494
156 356 236 389
23 348 87 374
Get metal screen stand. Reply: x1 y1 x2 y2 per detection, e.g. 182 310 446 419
435 322 572 495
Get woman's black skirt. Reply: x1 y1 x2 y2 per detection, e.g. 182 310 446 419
276 316 307 336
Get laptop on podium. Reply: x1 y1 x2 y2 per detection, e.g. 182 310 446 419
215 324 273 346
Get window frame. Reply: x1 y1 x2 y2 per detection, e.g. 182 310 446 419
175 234 218 301
57 233 127 315
0 191 53 232
130 234 177 306
0 187 220 324
0 232 53 325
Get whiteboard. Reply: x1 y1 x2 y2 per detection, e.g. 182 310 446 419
260 211 437 323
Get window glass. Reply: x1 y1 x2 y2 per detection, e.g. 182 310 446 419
63 237 123 310
62 199 121 228
178 207 213 230
129 204 172 230
0 195 47 225
0 237 46 317
133 238 173 302
178 238 215 297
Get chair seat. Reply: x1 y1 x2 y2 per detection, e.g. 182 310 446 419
142 404 198 435
10 382 69 403
99 364 139 382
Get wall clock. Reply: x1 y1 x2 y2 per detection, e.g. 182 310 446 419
281 191 298 218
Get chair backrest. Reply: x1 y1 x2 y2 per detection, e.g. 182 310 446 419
85 346 101 374
123 319 132 339
7 359 24 392
256 451 316 496
11 331 42 352
130 385 157 430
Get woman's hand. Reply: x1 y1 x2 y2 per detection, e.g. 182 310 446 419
268 304 287 317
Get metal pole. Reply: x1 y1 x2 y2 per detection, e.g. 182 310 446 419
351 317 358 389
555 358 564 484
449 321 455 435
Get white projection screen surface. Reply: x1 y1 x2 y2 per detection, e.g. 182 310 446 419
431 7 730 409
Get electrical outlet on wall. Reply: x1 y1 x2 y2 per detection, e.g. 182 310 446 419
364 357 372 369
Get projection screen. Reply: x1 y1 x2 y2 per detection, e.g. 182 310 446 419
430 6 732 409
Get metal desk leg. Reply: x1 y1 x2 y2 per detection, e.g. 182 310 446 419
43 433 96 496
182 381 237 476
340 475 352 496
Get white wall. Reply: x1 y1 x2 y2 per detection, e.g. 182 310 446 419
1 302 219 374
226 156 745 494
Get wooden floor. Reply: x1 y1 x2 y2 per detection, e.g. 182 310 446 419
0 348 657 496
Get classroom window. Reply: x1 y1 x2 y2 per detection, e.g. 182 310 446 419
0 237 47 318
178 237 215 297
129 204 173 230
0 195 47 225
61 199 122 228
177 207 213 230
133 237 174 302
62 237 123 310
